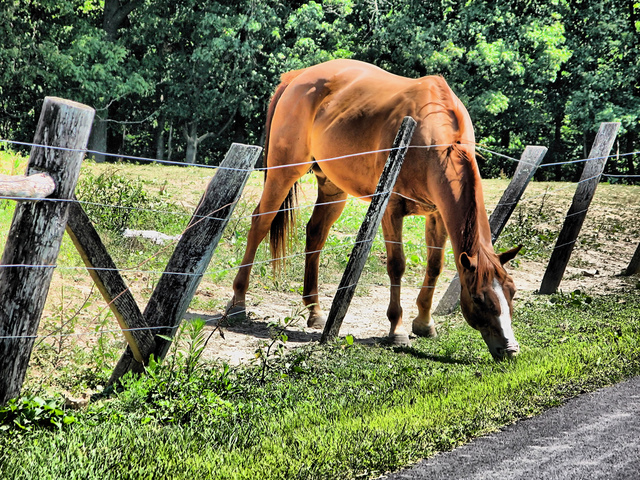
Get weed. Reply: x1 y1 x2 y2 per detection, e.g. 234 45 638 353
251 305 310 383
496 206 557 259
0 395 76 435
75 167 189 235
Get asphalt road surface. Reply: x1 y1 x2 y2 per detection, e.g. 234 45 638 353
384 376 640 480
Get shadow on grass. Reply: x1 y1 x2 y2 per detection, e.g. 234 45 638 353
186 312 475 366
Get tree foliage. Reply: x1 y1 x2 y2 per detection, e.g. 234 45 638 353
1 0 638 179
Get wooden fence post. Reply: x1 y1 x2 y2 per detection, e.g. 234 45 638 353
0 97 94 404
320 116 417 343
539 122 620 294
623 242 640 276
110 143 261 381
434 145 547 316
66 201 154 364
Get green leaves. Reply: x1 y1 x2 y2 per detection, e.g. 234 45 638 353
1 0 638 176
0 395 76 434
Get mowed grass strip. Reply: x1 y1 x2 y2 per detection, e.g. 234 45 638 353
1 292 639 479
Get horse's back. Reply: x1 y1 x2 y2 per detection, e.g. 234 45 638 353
268 59 472 199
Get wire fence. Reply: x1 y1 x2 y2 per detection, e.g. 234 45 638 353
1 137 639 342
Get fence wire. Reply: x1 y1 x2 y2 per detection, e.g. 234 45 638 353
1 137 639 343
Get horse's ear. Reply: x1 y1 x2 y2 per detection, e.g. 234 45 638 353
459 252 477 272
499 245 522 265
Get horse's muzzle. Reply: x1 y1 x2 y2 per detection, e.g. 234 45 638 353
493 344 520 361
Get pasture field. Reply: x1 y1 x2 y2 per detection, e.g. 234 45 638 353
1 150 640 478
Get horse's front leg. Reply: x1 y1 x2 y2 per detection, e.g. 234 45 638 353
381 209 410 345
412 212 447 337
303 173 347 328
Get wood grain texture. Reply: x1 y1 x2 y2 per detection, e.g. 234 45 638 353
110 143 261 381
0 97 94 404
540 122 620 294
66 201 153 363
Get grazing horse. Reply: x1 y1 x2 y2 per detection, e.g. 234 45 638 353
228 59 521 360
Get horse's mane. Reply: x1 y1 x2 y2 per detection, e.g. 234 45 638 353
439 100 502 286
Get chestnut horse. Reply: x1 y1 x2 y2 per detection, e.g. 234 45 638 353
229 59 521 360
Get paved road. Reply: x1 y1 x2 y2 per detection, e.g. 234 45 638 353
384 376 640 480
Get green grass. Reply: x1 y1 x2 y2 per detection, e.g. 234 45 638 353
2 149 640 478
1 292 639 479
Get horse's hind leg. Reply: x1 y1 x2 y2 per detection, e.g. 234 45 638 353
303 170 348 328
412 212 447 337
230 163 308 320
381 205 410 345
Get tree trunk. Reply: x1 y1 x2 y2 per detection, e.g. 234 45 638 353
184 122 198 165
553 112 564 181
93 0 142 162
167 122 173 162
154 111 166 161
89 116 108 163
626 131 636 177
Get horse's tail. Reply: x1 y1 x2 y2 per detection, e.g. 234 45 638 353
264 68 306 271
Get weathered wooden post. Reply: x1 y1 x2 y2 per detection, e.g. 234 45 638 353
434 145 547 315
110 143 261 382
66 201 154 364
539 122 620 294
320 116 417 343
0 98 94 404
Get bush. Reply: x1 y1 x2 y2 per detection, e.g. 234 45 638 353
75 168 187 234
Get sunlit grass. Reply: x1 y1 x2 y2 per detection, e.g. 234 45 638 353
1 292 639 479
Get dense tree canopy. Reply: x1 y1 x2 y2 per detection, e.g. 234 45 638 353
1 0 638 180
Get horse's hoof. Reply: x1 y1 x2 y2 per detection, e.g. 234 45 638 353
388 332 411 346
412 323 437 338
307 313 326 329
225 302 247 322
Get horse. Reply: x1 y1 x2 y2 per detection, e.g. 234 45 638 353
227 59 521 361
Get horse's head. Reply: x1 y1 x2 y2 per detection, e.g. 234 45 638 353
458 246 522 361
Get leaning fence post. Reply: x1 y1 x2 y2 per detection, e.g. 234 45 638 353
539 122 620 294
66 201 154 365
434 145 547 316
0 97 94 404
321 116 417 343
110 143 261 381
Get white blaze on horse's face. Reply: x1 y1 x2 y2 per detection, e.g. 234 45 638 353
487 277 519 358
460 273 520 361
459 247 521 361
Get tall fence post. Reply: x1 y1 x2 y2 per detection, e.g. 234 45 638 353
434 145 547 316
320 116 417 343
539 122 620 294
110 143 261 382
0 97 94 404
